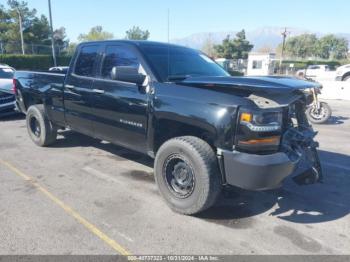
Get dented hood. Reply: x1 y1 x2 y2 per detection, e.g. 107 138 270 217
181 76 321 94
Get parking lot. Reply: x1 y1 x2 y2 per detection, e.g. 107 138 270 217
0 99 349 255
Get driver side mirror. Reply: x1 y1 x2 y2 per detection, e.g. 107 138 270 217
111 66 146 86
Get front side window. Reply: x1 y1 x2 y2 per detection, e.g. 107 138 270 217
101 46 140 79
139 45 229 82
74 45 99 77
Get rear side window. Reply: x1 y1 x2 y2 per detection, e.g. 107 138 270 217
0 68 14 79
101 46 140 79
74 45 99 77
308 65 320 70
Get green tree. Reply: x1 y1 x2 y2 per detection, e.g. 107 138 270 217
232 30 254 59
214 35 235 59
0 4 13 52
278 33 349 60
125 26 150 40
2 0 37 53
214 30 253 59
0 1 68 54
315 34 348 60
25 15 51 53
280 34 317 58
78 26 114 42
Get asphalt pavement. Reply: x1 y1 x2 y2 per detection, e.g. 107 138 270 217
0 100 349 255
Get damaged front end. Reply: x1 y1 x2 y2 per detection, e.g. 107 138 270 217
281 100 323 185
219 87 323 191
182 76 324 189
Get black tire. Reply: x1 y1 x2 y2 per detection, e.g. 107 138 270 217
343 75 350 82
306 102 332 124
154 136 222 215
26 105 57 147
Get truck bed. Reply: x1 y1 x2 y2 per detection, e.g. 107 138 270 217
15 71 66 114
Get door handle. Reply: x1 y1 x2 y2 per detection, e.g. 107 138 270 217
92 89 105 94
65 84 75 90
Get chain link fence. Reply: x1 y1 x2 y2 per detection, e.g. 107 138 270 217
0 41 67 55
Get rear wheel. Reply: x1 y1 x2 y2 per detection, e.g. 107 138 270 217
154 136 222 215
26 105 57 147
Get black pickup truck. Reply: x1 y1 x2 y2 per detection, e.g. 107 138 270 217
14 40 322 215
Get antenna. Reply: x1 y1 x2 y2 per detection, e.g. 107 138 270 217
167 8 170 81
167 8 170 43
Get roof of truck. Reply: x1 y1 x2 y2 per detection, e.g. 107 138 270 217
78 40 192 49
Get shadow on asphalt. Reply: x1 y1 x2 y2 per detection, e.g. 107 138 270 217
53 130 154 168
52 130 350 227
0 113 25 121
323 115 349 125
198 150 350 227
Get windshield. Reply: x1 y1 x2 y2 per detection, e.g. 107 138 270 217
0 68 14 79
140 45 229 82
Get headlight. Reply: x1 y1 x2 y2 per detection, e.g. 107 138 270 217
235 109 283 153
240 111 282 132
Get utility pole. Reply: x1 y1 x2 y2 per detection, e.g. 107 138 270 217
279 27 289 74
48 0 57 66
16 8 25 55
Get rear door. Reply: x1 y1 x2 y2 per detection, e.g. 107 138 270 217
64 44 101 136
90 44 149 153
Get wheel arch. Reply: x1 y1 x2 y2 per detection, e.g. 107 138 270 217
342 72 350 81
151 117 218 155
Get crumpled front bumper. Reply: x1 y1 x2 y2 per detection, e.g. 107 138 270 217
218 128 322 191
219 150 297 190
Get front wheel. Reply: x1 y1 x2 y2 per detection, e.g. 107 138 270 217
154 136 222 215
306 102 332 124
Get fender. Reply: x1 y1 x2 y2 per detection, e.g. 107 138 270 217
147 82 252 155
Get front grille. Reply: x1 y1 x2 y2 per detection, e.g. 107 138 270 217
0 93 15 105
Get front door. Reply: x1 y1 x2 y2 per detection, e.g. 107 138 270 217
90 44 149 153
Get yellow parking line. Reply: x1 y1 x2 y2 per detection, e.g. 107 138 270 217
0 159 131 256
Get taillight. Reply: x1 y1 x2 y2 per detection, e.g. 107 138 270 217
12 79 17 94
235 109 283 153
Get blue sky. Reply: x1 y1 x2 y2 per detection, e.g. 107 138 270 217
2 0 349 42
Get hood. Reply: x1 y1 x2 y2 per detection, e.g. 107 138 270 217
180 76 321 94
336 64 350 72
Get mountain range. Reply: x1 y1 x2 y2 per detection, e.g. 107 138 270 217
171 26 350 51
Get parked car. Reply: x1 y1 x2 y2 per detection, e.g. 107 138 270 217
14 40 322 215
335 64 350 81
0 64 16 117
297 64 336 81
